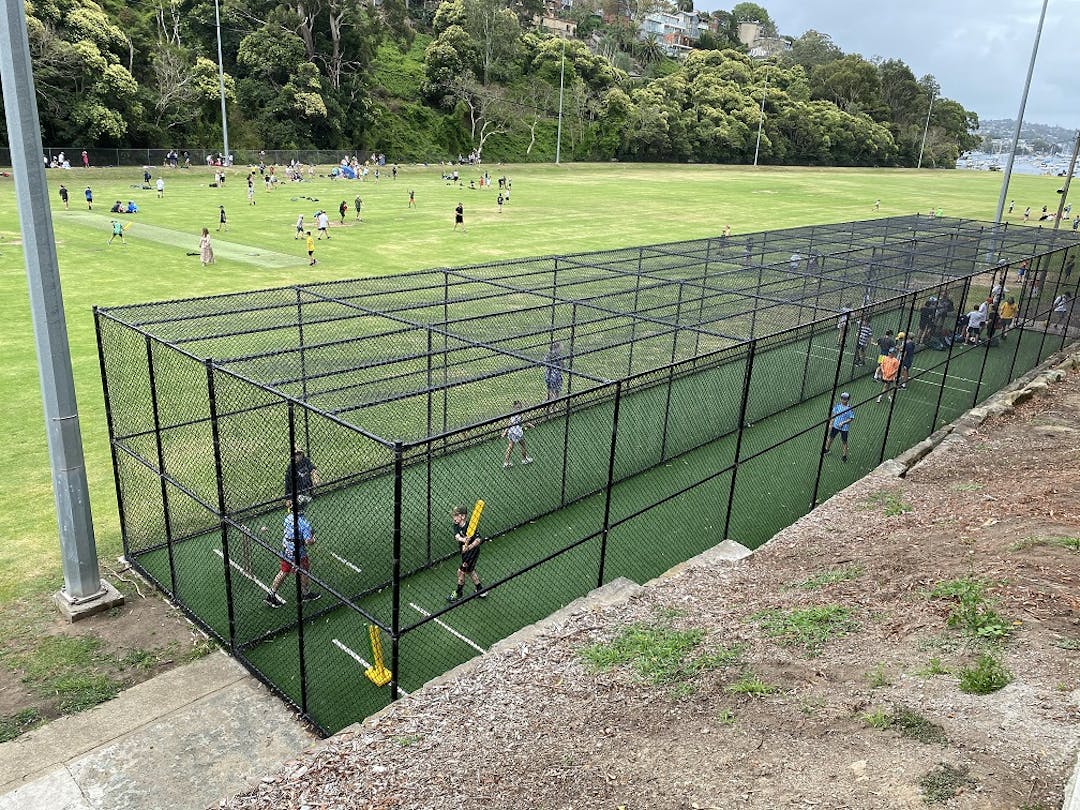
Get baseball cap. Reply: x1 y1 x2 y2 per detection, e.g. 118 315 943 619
840 392 850 400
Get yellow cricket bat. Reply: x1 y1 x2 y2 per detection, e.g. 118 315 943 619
123 221 133 231
466 499 485 537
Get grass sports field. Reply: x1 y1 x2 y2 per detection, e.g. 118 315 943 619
0 160 1070 612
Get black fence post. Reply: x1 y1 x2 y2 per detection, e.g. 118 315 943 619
441 271 450 441
296 288 311 452
425 328 433 564
627 271 641 377
286 403 309 716
390 441 404 702
146 337 178 598
1056 249 1078 353
694 240 711 356
206 360 237 652
878 292 916 464
93 310 131 565
811 316 850 509
560 304 577 506
722 341 756 540
596 381 623 589
550 257 559 337
797 320 816 402
1005 267 1031 384
930 278 970 432
1034 251 1064 364
658 283 684 462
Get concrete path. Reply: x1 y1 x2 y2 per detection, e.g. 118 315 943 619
0 651 317 810
61 211 306 269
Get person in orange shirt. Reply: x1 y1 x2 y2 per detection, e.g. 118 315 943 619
877 347 900 403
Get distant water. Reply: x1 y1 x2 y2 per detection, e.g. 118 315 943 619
958 152 1071 176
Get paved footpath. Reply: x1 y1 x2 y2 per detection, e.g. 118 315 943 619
0 652 317 810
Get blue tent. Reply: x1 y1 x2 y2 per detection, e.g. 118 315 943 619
340 165 357 179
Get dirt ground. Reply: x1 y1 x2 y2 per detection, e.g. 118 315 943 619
0 560 210 740
220 356 1080 810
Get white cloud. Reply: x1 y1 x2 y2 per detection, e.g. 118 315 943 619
712 0 1078 127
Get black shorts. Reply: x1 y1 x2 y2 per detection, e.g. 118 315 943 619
829 426 849 440
459 548 480 572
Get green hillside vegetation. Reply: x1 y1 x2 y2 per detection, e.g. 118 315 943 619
4 0 978 166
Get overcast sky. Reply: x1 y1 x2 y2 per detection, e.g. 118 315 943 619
723 1 1078 130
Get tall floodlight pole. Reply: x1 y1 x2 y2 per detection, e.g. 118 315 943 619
1052 130 1080 230
215 0 230 164
0 0 122 617
917 89 935 169
995 0 1049 223
753 64 769 167
555 38 566 165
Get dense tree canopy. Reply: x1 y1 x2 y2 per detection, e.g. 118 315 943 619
1 0 979 167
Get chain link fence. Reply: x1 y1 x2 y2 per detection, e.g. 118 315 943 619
95 214 1080 734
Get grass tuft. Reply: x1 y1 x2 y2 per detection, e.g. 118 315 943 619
918 657 950 677
863 489 913 517
798 564 864 590
929 577 1011 640
866 662 892 688
0 708 43 743
579 619 742 691
752 605 858 656
957 652 1012 695
917 762 976 804
726 672 778 697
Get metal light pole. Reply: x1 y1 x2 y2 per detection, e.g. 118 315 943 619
555 38 566 165
917 89 935 169
995 0 1049 223
1052 130 1080 230
0 0 122 617
214 0 230 164
753 64 768 167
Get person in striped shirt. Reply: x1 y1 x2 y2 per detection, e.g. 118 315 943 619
853 319 873 366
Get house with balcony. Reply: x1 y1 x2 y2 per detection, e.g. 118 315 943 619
640 9 700 58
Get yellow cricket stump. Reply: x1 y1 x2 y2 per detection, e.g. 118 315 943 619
365 625 393 686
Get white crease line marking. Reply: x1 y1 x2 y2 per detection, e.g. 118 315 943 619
214 548 272 594
333 638 409 696
410 602 486 654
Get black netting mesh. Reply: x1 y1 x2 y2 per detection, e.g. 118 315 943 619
95 215 1080 734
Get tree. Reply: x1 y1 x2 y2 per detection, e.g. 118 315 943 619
636 33 665 67
809 54 885 120
152 51 233 133
429 0 521 85
730 2 776 36
785 29 841 70
27 0 143 143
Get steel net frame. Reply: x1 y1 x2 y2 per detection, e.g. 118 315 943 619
95 214 1080 734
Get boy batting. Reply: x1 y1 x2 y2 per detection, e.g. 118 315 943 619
447 503 488 602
